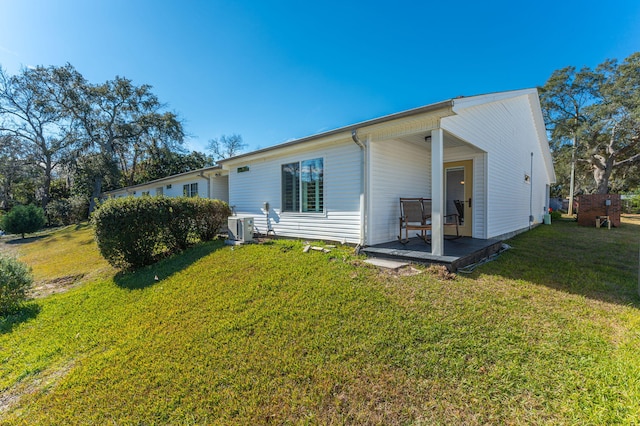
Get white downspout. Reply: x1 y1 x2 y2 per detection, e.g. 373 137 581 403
352 129 367 248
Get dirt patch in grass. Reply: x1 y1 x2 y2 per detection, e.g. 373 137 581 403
0 361 75 416
376 265 424 278
28 274 86 299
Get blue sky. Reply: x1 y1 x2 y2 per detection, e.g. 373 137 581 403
1 0 638 154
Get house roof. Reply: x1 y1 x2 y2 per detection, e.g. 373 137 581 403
219 87 555 184
103 164 223 196
219 88 548 166
218 99 454 164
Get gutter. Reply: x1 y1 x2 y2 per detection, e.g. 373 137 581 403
352 129 367 248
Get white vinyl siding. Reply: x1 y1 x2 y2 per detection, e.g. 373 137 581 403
368 139 430 245
442 95 551 238
210 175 229 202
228 139 361 243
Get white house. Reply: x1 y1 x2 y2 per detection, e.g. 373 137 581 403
219 89 555 256
103 165 229 202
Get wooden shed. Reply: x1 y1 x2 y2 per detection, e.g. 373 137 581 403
577 194 621 227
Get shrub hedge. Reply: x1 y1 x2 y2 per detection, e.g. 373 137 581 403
0 255 33 315
92 196 231 269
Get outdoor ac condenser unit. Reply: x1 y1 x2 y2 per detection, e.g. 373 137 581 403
227 216 254 244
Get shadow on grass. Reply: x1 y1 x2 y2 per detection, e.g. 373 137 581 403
0 303 41 334
3 223 92 246
5 235 47 245
474 216 640 308
113 239 226 290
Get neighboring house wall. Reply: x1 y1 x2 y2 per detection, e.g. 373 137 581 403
442 95 552 239
227 138 362 244
162 175 208 198
105 170 229 202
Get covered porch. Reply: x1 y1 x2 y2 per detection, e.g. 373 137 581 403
363 122 487 255
361 236 503 272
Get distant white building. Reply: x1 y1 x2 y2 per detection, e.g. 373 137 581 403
103 165 228 202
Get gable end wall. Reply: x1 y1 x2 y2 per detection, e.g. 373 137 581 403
443 96 551 238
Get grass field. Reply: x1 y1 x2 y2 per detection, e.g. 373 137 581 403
0 217 639 424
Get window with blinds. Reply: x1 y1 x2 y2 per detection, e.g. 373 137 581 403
183 183 198 197
282 158 323 212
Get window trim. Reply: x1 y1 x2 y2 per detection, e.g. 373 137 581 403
281 157 325 215
183 182 199 197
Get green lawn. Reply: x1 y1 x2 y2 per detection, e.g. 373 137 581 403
1 218 639 424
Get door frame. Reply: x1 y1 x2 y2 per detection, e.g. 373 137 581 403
444 160 473 237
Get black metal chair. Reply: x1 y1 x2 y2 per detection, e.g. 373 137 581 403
398 198 460 244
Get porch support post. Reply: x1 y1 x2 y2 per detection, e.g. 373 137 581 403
431 128 444 256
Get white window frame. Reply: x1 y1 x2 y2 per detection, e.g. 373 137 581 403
281 157 324 214
183 182 198 197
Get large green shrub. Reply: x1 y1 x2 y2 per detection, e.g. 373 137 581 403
46 196 90 226
1 204 46 238
165 198 198 251
0 255 33 315
192 198 232 241
92 196 231 269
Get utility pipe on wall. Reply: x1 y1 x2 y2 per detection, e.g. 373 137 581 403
352 129 367 248
529 152 534 229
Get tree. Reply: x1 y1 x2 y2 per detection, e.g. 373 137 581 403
133 147 213 184
0 134 29 209
116 111 186 187
49 65 185 211
207 134 246 160
1 204 46 238
69 152 120 199
0 66 78 208
540 52 640 194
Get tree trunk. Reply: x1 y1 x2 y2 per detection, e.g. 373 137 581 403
89 175 103 213
593 165 611 194
41 161 52 210
591 153 615 194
